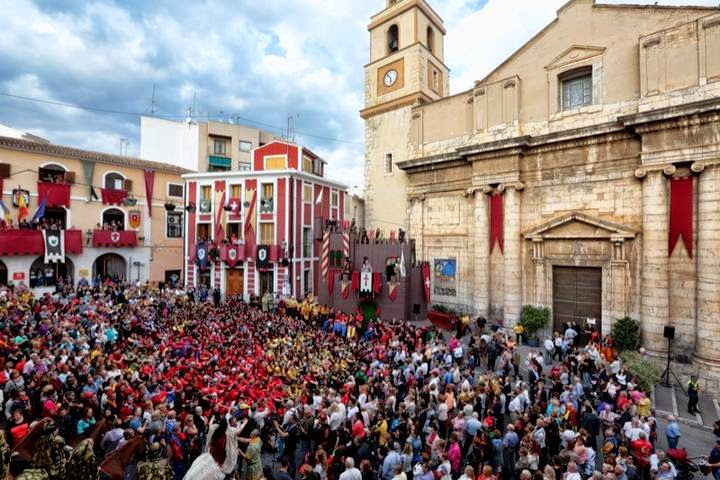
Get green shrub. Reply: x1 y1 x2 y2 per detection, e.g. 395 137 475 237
612 316 641 351
519 305 550 338
620 350 661 392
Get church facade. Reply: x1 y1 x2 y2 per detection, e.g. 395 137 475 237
362 0 720 386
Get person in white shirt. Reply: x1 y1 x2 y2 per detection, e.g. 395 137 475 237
339 457 362 480
544 338 554 364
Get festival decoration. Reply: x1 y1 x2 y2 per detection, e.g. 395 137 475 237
256 244 270 269
421 262 431 302
43 229 65 263
322 230 330 282
342 231 350 259
144 171 155 217
490 193 504 254
388 281 398 301
328 270 335 296
214 180 226 242
196 242 209 269
244 187 257 259
669 176 693 257
128 210 142 229
101 188 129 206
341 279 350 298
15 189 29 222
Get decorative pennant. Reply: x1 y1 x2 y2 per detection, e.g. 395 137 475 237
81 160 99 201
244 186 257 259
128 210 142 229
388 281 398 301
43 230 65 263
373 272 382 295
101 188 128 206
144 171 155 217
359 271 372 293
351 271 360 292
341 280 350 299
196 242 209 269
228 197 241 215
489 193 504 254
328 269 335 296
669 177 693 258
214 181 226 242
226 244 240 267
421 262 431 302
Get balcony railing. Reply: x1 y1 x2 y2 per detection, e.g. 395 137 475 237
91 230 138 248
0 229 83 256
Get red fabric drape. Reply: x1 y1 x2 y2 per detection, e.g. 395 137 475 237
421 263 431 302
328 270 335 296
37 182 71 207
0 229 82 255
373 272 382 295
388 283 398 301
144 171 155 218
351 271 359 292
341 281 350 299
490 194 504 254
669 176 693 257
101 188 128 205
91 230 137 247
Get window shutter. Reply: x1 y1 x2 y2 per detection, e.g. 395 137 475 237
64 171 76 184
124 179 133 191
0 163 10 178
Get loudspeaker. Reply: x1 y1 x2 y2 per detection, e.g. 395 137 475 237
663 325 675 340
412 304 421 315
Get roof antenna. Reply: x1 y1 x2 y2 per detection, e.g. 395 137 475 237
150 83 157 115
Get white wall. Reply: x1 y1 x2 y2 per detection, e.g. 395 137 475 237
140 116 199 172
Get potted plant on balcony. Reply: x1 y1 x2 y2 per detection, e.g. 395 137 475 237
164 202 176 212
519 305 550 347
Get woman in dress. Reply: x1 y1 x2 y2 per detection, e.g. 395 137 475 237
184 417 240 480
241 429 263 480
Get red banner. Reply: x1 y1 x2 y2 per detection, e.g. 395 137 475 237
92 230 137 248
244 186 257 260
222 244 244 267
352 271 359 292
144 171 155 218
373 272 382 295
421 263 431 303
388 282 398 301
37 182 70 208
328 270 335 296
0 229 82 256
490 194 504 254
669 177 693 258
101 188 128 206
341 280 350 299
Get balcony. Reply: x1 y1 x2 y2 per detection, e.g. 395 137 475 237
208 155 231 170
0 229 83 256
91 230 138 248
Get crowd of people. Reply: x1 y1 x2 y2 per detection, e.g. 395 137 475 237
0 280 717 480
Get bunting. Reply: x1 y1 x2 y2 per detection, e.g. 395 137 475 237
144 171 155 217
669 176 693 257
489 194 504 254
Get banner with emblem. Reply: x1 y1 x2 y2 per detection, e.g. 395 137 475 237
43 229 65 263
198 198 212 213
256 244 270 269
360 271 372 294
225 244 242 267
196 242 209 269
128 210 142 229
421 262 431 302
388 281 399 301
341 279 350 299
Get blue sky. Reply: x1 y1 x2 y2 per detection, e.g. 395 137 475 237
0 0 716 185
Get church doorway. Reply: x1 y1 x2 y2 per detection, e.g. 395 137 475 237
552 266 602 337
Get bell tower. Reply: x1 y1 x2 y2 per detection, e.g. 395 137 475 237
361 0 449 232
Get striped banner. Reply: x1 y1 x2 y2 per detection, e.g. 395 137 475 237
342 232 350 259
322 230 330 282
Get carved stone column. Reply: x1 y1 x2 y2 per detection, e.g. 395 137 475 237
472 187 491 316
531 238 546 305
695 163 720 366
409 194 426 258
636 167 670 355
609 236 629 333
500 182 523 326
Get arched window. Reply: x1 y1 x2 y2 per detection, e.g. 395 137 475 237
39 163 66 183
93 253 126 282
427 26 434 53
387 24 399 54
29 256 74 288
105 172 126 190
102 208 125 230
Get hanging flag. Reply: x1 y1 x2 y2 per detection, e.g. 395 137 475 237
0 199 11 221
43 229 65 263
388 281 399 301
341 279 350 299
128 210 142 229
373 272 382 295
196 242 209 269
328 269 335 296
228 197 242 215
214 181 226 242
489 194 504 254
669 176 693 258
421 262 431 302
16 190 28 222
321 230 330 282
351 271 360 292
256 244 270 269
399 248 406 277
359 271 372 293
30 196 47 224
225 244 240 267
315 188 323 205
81 160 99 201
244 187 257 259
144 171 155 218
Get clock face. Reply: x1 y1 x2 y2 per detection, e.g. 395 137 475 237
384 69 398 87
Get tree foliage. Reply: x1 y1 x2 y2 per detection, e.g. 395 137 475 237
519 305 550 338
612 316 641 351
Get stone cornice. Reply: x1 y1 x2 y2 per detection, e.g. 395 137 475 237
360 92 435 120
619 97 720 133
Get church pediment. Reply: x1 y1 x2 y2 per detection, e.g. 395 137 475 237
545 45 605 70
523 212 636 240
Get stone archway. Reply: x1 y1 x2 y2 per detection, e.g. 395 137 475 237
93 253 127 282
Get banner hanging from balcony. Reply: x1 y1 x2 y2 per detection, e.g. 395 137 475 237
128 210 142 229
43 229 65 264
256 244 270 269
669 176 693 258
244 185 257 259
195 242 209 269
223 244 243 267
490 193 504 254
81 160 99 201
144 171 155 218
92 230 137 248
101 188 128 206
388 281 398 301
321 230 330 282
214 181 226 242
37 182 70 208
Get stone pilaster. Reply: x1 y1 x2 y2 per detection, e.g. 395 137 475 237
500 182 523 326
637 168 670 355
408 194 426 258
531 239 546 305
695 163 720 367
472 187 490 316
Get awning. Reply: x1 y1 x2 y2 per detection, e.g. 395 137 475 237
91 230 137 248
208 156 231 169
0 229 83 256
37 182 71 208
